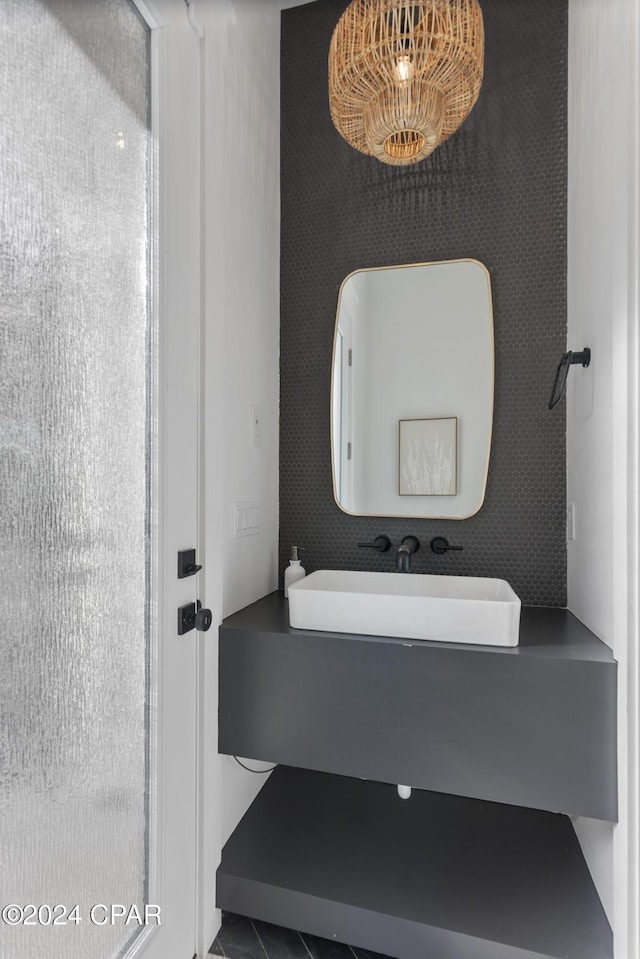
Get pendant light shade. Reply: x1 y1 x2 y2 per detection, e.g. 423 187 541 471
328 0 484 166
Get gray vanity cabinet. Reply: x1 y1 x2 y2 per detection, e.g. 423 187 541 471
219 591 616 821
217 591 616 959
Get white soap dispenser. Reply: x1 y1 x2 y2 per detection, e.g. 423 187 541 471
284 546 306 598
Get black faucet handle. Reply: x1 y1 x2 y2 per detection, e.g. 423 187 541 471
430 536 463 555
358 535 392 552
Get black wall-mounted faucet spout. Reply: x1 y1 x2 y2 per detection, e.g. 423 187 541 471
395 536 420 572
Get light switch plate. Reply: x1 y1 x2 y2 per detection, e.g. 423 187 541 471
234 501 260 538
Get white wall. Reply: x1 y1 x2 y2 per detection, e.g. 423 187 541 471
198 0 281 953
567 1 639 955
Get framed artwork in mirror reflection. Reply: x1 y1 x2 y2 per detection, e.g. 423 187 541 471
399 417 457 496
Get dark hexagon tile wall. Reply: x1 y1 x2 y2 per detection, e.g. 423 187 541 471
280 0 568 606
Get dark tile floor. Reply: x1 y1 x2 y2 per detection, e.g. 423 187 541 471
210 912 395 959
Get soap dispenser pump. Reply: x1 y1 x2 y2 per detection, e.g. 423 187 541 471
284 546 306 598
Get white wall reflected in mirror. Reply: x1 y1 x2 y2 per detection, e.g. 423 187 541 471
331 259 494 519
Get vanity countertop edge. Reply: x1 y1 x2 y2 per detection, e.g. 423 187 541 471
220 589 616 664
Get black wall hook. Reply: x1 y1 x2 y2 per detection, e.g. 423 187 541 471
549 347 591 409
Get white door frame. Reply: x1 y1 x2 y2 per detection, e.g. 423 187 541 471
615 3 640 955
621 4 640 951
120 1 202 957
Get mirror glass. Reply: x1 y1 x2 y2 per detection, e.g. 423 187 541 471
331 259 494 519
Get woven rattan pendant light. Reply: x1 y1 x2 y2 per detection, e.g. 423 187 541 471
329 0 484 166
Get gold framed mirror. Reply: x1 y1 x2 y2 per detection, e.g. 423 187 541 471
331 259 494 519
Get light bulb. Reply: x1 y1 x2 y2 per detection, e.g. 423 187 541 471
393 54 414 84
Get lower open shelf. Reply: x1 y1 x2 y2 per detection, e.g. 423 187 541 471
216 766 612 959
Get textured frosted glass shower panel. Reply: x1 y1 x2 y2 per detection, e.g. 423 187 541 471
0 2 151 958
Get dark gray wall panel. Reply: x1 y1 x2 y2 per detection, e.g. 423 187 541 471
280 0 568 606
219 593 617 821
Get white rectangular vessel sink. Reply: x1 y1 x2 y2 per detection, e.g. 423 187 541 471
288 570 521 647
